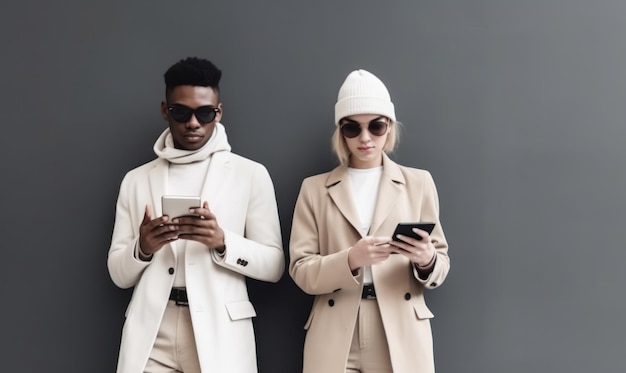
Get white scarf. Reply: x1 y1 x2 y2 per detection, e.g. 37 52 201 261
153 122 232 164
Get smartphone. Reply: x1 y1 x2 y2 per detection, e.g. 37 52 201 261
392 222 436 241
161 195 201 218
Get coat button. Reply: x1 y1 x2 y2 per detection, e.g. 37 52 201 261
168 267 174 275
404 293 411 300
328 299 335 307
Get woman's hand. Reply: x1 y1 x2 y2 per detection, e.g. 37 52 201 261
391 227 436 267
347 236 395 271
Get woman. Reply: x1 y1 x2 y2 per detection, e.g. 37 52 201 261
289 69 450 373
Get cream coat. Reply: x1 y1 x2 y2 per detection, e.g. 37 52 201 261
108 151 284 373
289 154 449 373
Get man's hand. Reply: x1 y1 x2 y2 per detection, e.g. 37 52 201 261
138 204 179 256
170 201 225 251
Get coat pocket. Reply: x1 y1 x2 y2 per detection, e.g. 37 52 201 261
412 303 435 320
225 300 257 321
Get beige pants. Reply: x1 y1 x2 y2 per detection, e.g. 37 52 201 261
346 298 393 373
144 301 201 373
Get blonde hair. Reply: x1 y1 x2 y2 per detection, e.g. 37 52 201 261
331 119 402 165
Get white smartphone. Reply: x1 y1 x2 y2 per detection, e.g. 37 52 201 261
161 195 201 218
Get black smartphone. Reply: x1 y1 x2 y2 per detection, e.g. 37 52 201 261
392 222 436 241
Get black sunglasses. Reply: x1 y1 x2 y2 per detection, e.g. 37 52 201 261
339 119 389 138
167 104 220 124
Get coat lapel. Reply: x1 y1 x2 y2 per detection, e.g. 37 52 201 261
327 154 407 237
148 159 169 216
148 158 177 260
369 154 406 235
326 166 363 236
183 152 231 261
202 151 230 211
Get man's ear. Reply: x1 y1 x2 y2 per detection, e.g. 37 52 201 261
216 102 223 122
160 101 169 121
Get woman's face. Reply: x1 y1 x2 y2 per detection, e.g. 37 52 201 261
339 114 390 169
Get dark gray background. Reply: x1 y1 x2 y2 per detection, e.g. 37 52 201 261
1 1 624 372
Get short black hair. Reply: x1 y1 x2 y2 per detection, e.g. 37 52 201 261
164 57 222 98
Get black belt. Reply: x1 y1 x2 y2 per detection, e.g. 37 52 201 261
362 284 376 300
169 288 189 306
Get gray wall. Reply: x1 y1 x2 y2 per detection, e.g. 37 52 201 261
1 1 625 372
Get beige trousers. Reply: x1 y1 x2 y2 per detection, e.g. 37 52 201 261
143 301 201 373
346 298 393 373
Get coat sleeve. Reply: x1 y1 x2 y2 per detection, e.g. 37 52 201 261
107 173 151 289
288 180 360 295
411 170 450 289
212 164 285 283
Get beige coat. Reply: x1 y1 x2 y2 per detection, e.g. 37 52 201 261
108 151 284 373
289 154 449 373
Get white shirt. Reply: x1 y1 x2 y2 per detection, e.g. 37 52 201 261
347 166 382 284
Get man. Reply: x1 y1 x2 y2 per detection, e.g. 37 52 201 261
108 57 284 373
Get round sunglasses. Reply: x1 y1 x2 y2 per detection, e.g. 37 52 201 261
339 119 389 138
167 104 220 124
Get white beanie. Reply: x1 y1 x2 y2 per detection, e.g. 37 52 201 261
334 69 396 125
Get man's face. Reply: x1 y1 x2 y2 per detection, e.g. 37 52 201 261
160 85 223 151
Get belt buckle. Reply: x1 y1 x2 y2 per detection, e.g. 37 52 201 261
172 289 189 306
363 284 376 300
